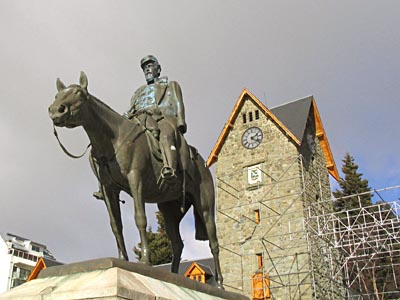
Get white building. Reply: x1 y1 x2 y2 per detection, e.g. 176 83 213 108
0 233 56 293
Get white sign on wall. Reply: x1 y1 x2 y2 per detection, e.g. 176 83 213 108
247 164 262 185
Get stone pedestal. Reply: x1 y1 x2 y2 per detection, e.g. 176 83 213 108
0 258 248 300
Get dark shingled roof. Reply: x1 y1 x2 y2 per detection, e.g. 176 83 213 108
42 258 64 268
270 96 313 143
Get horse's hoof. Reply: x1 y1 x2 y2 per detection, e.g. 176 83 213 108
118 252 128 261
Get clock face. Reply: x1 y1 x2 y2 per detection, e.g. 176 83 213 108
241 127 263 149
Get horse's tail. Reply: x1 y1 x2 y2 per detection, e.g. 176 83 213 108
192 151 215 241
194 209 208 241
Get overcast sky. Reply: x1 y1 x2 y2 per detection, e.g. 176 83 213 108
1 1 399 264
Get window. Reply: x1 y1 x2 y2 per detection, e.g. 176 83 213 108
11 267 32 288
189 274 205 283
244 110 260 124
19 268 31 280
11 249 37 262
256 253 263 269
254 209 261 224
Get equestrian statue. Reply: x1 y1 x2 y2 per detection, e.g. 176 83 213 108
48 56 223 287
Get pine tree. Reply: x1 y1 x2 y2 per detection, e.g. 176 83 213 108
332 153 400 299
133 211 173 265
332 153 372 213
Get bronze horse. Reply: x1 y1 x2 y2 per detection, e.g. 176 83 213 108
48 72 223 286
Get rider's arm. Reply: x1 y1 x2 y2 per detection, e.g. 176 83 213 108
124 89 140 118
169 81 187 134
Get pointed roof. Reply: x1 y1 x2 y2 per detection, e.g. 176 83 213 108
27 257 63 282
184 262 207 277
206 88 339 180
270 96 313 142
155 257 218 286
156 257 215 276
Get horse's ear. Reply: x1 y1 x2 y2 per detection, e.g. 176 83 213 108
79 71 88 89
56 78 66 92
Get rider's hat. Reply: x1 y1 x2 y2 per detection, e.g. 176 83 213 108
140 55 159 69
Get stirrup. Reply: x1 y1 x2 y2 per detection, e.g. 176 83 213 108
93 191 104 200
161 166 176 179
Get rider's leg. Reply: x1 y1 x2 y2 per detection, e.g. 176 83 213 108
158 120 177 179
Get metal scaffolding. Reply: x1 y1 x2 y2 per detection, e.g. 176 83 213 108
216 154 400 299
305 186 400 299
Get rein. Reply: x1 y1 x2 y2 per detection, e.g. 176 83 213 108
53 125 91 159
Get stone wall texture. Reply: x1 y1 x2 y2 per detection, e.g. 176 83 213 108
214 97 343 299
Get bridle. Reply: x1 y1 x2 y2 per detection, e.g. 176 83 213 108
52 125 91 159
51 100 146 200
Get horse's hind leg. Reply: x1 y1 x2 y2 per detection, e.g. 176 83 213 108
202 207 224 287
198 177 224 287
103 188 128 260
158 201 185 273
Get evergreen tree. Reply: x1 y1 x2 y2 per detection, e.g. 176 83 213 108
133 211 173 265
332 153 400 299
332 153 372 213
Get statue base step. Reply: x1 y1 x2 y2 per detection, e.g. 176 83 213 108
0 257 248 300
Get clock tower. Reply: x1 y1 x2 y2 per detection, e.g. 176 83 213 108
207 89 343 299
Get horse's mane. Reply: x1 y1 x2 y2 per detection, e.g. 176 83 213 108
67 84 129 141
68 84 123 118
90 94 122 117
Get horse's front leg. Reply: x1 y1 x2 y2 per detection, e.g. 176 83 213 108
158 201 184 273
127 172 150 265
103 187 128 260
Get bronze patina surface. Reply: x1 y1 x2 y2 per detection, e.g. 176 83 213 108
48 69 223 287
125 55 187 181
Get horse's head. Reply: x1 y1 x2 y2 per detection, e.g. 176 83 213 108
48 71 90 128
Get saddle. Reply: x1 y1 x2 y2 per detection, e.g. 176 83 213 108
131 112 196 186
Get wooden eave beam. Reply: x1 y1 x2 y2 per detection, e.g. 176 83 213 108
207 88 301 167
312 98 339 181
206 89 248 167
26 257 45 282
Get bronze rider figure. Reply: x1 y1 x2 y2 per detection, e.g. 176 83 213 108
125 55 187 180
93 55 187 199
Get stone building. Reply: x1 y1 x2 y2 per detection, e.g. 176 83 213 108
207 89 344 299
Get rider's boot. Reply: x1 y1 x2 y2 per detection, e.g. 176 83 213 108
161 144 177 180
